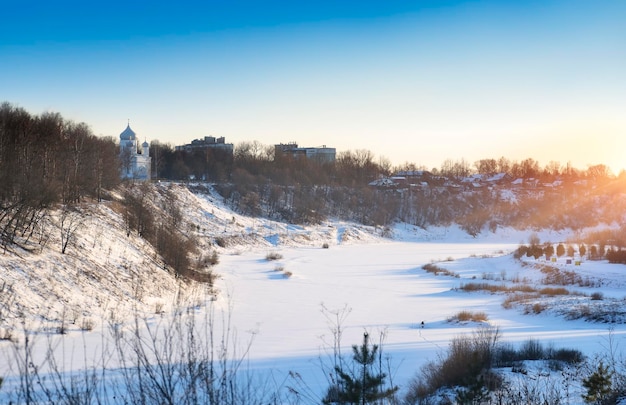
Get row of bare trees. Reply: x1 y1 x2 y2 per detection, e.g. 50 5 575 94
146 137 624 233
0 103 120 250
153 138 620 187
413 157 616 182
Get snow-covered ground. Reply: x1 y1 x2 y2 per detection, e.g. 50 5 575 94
212 233 626 400
1 183 625 402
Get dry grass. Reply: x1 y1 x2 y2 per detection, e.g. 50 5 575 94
591 291 604 300
458 282 535 294
538 287 571 296
266 252 283 261
422 263 459 278
407 325 501 400
525 302 548 314
538 264 599 287
273 265 291 278
502 292 540 309
448 310 489 323
80 317 95 331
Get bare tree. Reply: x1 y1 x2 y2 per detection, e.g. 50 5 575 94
58 204 85 254
587 164 612 181
475 158 498 175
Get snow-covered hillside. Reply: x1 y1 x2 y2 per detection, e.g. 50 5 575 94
3 182 626 403
0 182 384 336
0 181 608 335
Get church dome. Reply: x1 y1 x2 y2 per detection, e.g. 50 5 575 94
142 140 149 147
120 124 136 141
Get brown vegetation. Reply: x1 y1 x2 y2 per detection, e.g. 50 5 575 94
265 252 283 261
448 310 489 323
120 183 213 283
422 263 459 277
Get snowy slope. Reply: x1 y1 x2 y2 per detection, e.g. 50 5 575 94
0 182 383 335
2 182 626 403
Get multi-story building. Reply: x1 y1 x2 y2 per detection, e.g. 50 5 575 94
274 142 336 163
175 136 234 157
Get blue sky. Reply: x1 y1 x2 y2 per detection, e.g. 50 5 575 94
2 1 625 173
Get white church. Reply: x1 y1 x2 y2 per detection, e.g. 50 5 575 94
119 123 151 180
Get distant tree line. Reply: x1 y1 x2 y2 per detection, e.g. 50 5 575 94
152 140 619 186
4 102 626 247
148 136 626 236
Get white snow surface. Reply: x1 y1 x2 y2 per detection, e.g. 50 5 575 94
1 182 626 402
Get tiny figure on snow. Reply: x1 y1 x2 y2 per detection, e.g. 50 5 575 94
420 321 424 328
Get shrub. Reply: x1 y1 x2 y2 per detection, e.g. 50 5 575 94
459 282 535 294
422 263 457 277
80 317 95 332
494 342 520 367
539 264 589 287
493 340 584 368
448 310 489 323
519 338 544 360
539 287 570 296
198 251 220 267
405 326 501 401
322 242 329 249
283 271 293 278
502 294 532 310
591 291 604 301
266 252 283 261
565 305 592 320
459 282 506 293
550 348 585 364
208 251 220 265
215 237 226 248
524 302 547 314
513 284 537 293
514 245 528 259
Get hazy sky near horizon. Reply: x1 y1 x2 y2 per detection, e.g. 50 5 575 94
2 1 625 173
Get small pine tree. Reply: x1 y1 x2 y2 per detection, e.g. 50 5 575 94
556 243 566 257
582 360 613 404
324 332 398 405
455 373 489 405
